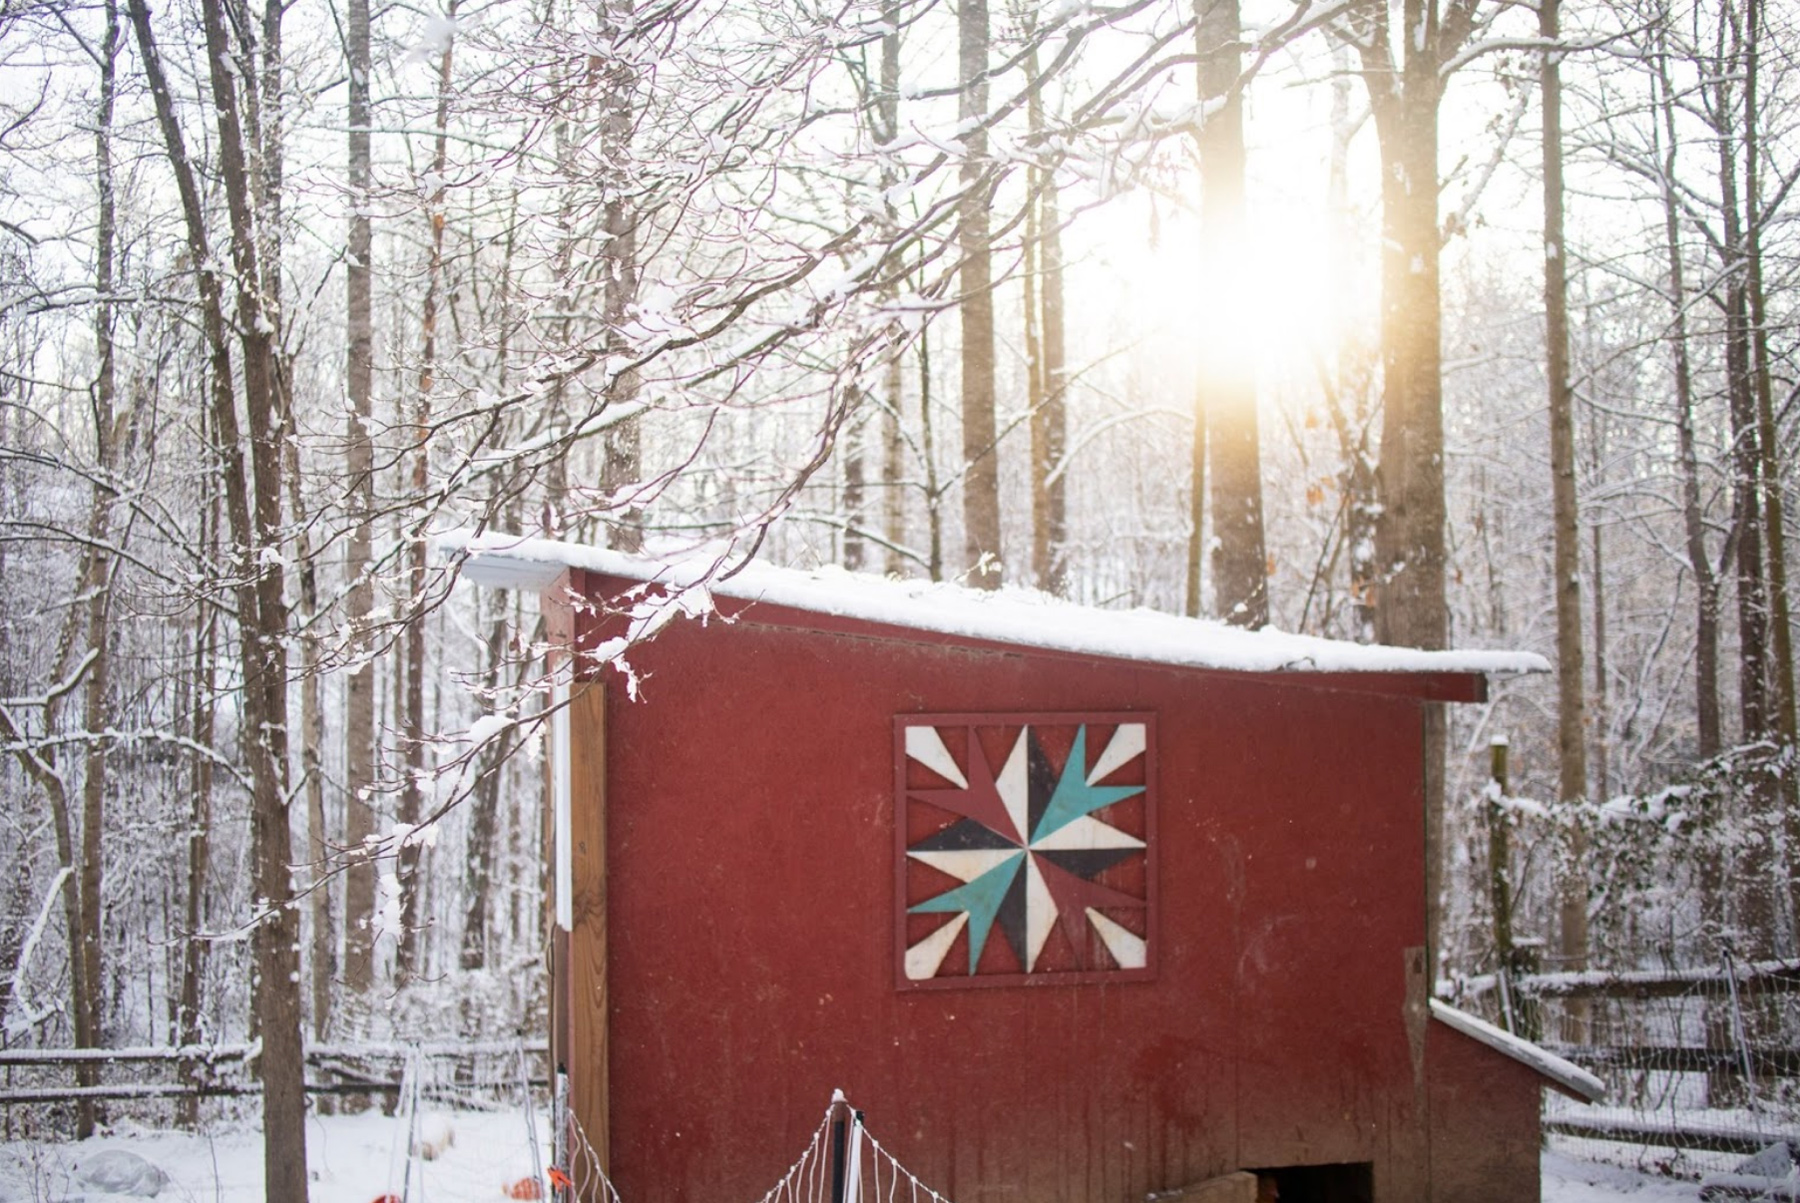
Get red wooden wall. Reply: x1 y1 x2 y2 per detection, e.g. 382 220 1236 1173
552 569 1531 1203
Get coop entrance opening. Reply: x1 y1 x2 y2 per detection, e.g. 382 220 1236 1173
1250 1161 1373 1203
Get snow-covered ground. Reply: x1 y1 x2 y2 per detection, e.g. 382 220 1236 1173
1543 1148 1706 1201
0 1108 548 1202
0 1114 1712 1202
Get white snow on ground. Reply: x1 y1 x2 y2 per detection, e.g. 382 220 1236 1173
1543 1148 1704 1201
0 1112 1710 1202
0 1108 548 1202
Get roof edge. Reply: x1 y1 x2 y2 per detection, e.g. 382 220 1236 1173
435 530 1551 680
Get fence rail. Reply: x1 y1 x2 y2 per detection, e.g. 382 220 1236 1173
1545 1044 1800 1077
1448 958 1800 1003
1545 1114 1800 1157
1446 956 1800 1174
0 1039 548 1106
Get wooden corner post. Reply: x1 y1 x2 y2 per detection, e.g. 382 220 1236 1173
545 569 610 1177
567 677 609 1170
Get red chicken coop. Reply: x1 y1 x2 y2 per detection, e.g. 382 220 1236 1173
450 534 1600 1203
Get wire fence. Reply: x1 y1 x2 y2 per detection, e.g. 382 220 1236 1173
1 1040 953 1203
0 1037 548 1135
16 986 1800 1193
1442 956 1800 1178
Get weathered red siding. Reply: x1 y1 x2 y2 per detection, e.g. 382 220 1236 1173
554 570 1527 1203
1426 1024 1544 1203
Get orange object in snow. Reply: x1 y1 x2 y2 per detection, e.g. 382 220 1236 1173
548 1167 575 1190
504 1177 544 1200
372 1196 402 1203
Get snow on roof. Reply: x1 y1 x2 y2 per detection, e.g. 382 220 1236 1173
437 530 1550 678
1430 999 1606 1103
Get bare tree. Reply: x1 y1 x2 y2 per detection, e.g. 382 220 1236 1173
127 0 307 1189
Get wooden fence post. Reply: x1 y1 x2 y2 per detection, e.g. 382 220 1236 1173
1488 736 1517 1031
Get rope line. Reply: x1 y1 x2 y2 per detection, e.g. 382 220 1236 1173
551 1092 957 1203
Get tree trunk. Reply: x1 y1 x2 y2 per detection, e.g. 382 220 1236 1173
460 602 508 972
1185 396 1206 618
844 388 867 570
874 3 907 576
1743 0 1793 753
1325 43 1377 642
1542 0 1589 1018
601 1 644 554
1592 519 1608 800
1365 28 1447 656
1714 0 1777 958
342 0 379 1001
1025 31 1068 596
291 465 333 1039
1743 0 1800 938
1714 1 1769 747
1024 145 1044 581
399 3 458 988
75 0 122 1135
958 0 1001 587
1653 37 1721 759
1353 0 1472 973
920 319 944 583
1197 0 1266 627
177 510 218 1131
883 352 907 575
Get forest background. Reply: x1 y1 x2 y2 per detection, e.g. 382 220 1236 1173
0 0 1797 1194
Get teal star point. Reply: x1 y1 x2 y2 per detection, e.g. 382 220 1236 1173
908 851 1025 971
1031 726 1146 843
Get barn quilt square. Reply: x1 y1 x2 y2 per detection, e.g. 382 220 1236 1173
895 713 1156 989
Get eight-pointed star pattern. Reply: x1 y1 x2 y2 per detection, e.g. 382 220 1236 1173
898 716 1152 985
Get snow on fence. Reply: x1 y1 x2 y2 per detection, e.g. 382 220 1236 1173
1440 956 1800 1176
0 1038 547 1113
